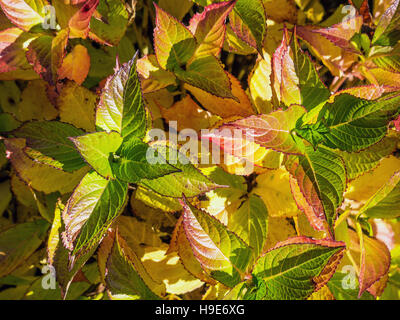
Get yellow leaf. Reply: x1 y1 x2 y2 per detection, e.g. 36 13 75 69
57 81 97 132
58 45 90 85
160 95 220 132
262 0 298 24
185 73 255 118
248 55 273 114
264 216 297 250
15 80 58 122
346 156 400 202
308 285 335 300
4 138 89 194
252 168 300 218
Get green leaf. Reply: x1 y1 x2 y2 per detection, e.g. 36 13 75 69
228 194 268 262
89 0 129 46
338 136 397 180
175 55 236 100
96 52 151 141
180 196 252 288
252 237 345 300
359 171 400 219
0 112 20 132
229 0 266 54
321 93 400 152
286 146 346 234
327 272 374 300
139 143 220 198
48 201 98 298
0 219 49 278
293 32 330 111
111 137 180 184
62 171 128 258
98 230 164 300
13 121 86 172
71 131 123 179
153 3 197 71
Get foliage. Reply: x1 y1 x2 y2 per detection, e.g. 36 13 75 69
0 0 400 300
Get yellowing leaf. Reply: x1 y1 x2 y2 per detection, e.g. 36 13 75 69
58 45 90 85
57 81 97 132
160 95 219 132
253 168 299 218
15 80 58 122
185 72 254 118
248 55 273 114
0 0 46 31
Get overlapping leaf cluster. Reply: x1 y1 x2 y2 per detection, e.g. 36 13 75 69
0 0 400 300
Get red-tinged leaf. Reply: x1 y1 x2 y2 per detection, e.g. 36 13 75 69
26 29 69 85
310 16 363 54
252 236 345 299
180 196 252 288
348 229 391 297
68 0 99 39
203 105 306 157
285 146 346 236
188 0 236 58
272 30 301 107
394 115 400 131
0 27 35 73
0 0 46 31
153 3 197 71
330 85 400 101
373 0 400 43
228 0 266 54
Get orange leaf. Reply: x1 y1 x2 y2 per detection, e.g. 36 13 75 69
58 44 90 85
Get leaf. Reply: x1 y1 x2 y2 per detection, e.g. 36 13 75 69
153 3 197 71
98 230 164 299
89 0 129 46
139 142 220 198
160 95 219 132
248 56 273 114
111 137 179 184
175 55 236 100
0 112 20 132
58 44 90 85
96 52 151 141
252 237 345 300
137 54 176 94
189 1 236 58
272 30 301 107
158 0 193 20
0 180 11 216
321 93 400 152
14 80 58 122
0 0 46 31
71 131 123 179
4 138 89 194
227 194 268 262
68 0 99 39
26 29 69 85
62 170 128 257
292 31 330 111
286 146 346 234
229 0 266 53
12 120 86 172
373 0 400 44
252 168 300 218
204 105 306 156
338 136 397 180
348 229 391 297
57 81 97 132
180 196 252 287
326 272 374 300
48 201 98 297
0 219 49 278
185 72 253 118
359 171 400 218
